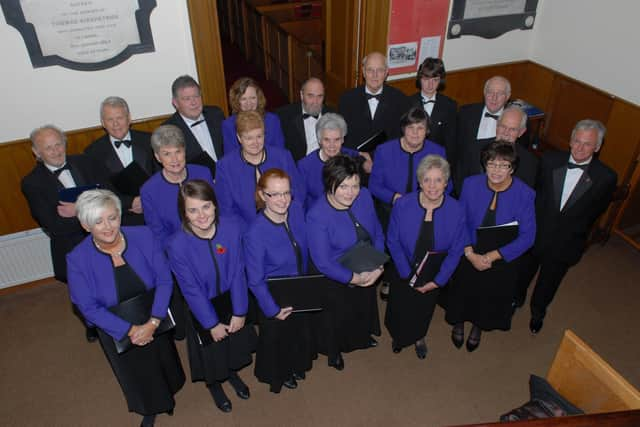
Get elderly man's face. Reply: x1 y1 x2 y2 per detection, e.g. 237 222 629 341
363 53 388 93
301 80 325 116
101 105 131 141
570 128 600 163
172 85 203 120
496 110 526 143
484 78 509 113
32 128 66 168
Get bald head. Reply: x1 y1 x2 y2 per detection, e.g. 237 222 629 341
496 106 527 143
362 52 388 93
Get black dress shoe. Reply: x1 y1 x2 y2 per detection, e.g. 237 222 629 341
216 399 232 413
283 377 298 389
328 353 344 371
293 371 305 381
392 341 402 353
167 409 174 416
415 339 427 359
140 415 156 427
208 384 232 413
465 337 480 352
235 387 250 400
451 326 464 349
529 317 543 334
368 337 378 348
85 327 98 343
228 372 250 399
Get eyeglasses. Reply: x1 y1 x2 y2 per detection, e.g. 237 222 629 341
486 162 512 171
263 190 291 199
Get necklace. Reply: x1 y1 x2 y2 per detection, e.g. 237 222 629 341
94 232 125 257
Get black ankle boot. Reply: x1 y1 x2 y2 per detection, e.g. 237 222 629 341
208 383 232 413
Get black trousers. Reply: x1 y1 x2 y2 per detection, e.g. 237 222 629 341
517 253 570 320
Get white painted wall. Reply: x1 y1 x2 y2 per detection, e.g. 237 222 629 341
530 0 640 105
0 1 198 142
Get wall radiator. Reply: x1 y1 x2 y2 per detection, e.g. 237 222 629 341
0 228 53 289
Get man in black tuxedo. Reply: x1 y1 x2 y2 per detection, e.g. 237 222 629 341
276 77 335 161
455 76 511 194
409 57 457 165
163 75 224 176
494 106 538 188
22 125 112 342
84 96 158 225
518 120 617 334
338 51 411 171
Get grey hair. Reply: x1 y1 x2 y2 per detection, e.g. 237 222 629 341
483 76 511 97
316 113 348 142
76 189 122 227
150 124 186 153
29 124 66 149
171 75 200 99
100 96 130 119
361 52 388 69
572 119 606 148
500 105 527 129
416 154 450 183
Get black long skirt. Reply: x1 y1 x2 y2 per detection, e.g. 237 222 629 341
254 312 318 391
444 257 517 331
185 314 257 384
385 279 440 348
316 281 380 358
97 329 185 416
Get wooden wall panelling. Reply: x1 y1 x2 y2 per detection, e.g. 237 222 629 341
186 0 229 114
324 0 359 107
598 100 640 184
519 61 556 112
360 0 390 61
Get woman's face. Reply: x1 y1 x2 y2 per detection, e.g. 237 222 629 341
403 122 427 149
260 177 292 217
319 128 344 159
485 157 513 186
88 204 121 247
155 145 186 175
238 127 265 156
419 167 447 203
239 86 259 112
330 174 361 208
185 196 216 234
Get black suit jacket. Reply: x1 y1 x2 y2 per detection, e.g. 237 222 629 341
276 102 335 161
338 84 411 149
163 105 225 174
534 150 617 265
21 155 110 281
409 92 458 163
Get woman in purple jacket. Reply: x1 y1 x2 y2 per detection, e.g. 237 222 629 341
67 190 184 427
167 180 254 413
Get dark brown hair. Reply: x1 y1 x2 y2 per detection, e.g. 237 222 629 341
177 179 219 234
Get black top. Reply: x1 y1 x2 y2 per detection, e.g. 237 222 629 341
347 209 372 244
114 263 148 303
412 220 434 271
480 194 497 227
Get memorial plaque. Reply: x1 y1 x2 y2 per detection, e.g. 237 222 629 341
1 0 156 71
447 0 538 39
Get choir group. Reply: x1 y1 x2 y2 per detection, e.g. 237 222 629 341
20 52 617 426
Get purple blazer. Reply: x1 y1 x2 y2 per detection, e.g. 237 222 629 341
221 112 286 154
67 226 173 340
387 192 466 285
167 216 248 329
306 187 384 284
140 164 214 249
460 174 536 262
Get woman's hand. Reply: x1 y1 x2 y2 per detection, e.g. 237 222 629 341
359 152 373 174
275 307 293 320
210 323 229 342
415 281 439 294
467 252 491 271
228 315 245 333
357 267 384 287
129 320 157 346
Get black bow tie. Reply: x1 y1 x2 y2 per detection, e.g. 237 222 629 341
52 164 70 177
114 139 131 148
366 93 381 101
484 112 499 120
422 99 435 105
302 113 319 120
191 119 205 127
567 162 588 171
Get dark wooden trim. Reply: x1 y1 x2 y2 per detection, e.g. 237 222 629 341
0 277 56 297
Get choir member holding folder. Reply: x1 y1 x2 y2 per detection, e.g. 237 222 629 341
307 155 386 371
385 155 465 359
67 190 184 427
244 169 318 393
445 141 535 352
167 180 254 413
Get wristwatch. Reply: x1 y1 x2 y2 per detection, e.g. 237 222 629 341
150 317 160 327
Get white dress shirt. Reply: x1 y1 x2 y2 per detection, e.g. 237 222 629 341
365 88 383 119
560 155 591 210
181 114 218 161
109 131 133 168
421 93 436 117
45 162 76 188
302 109 320 155
476 106 503 140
